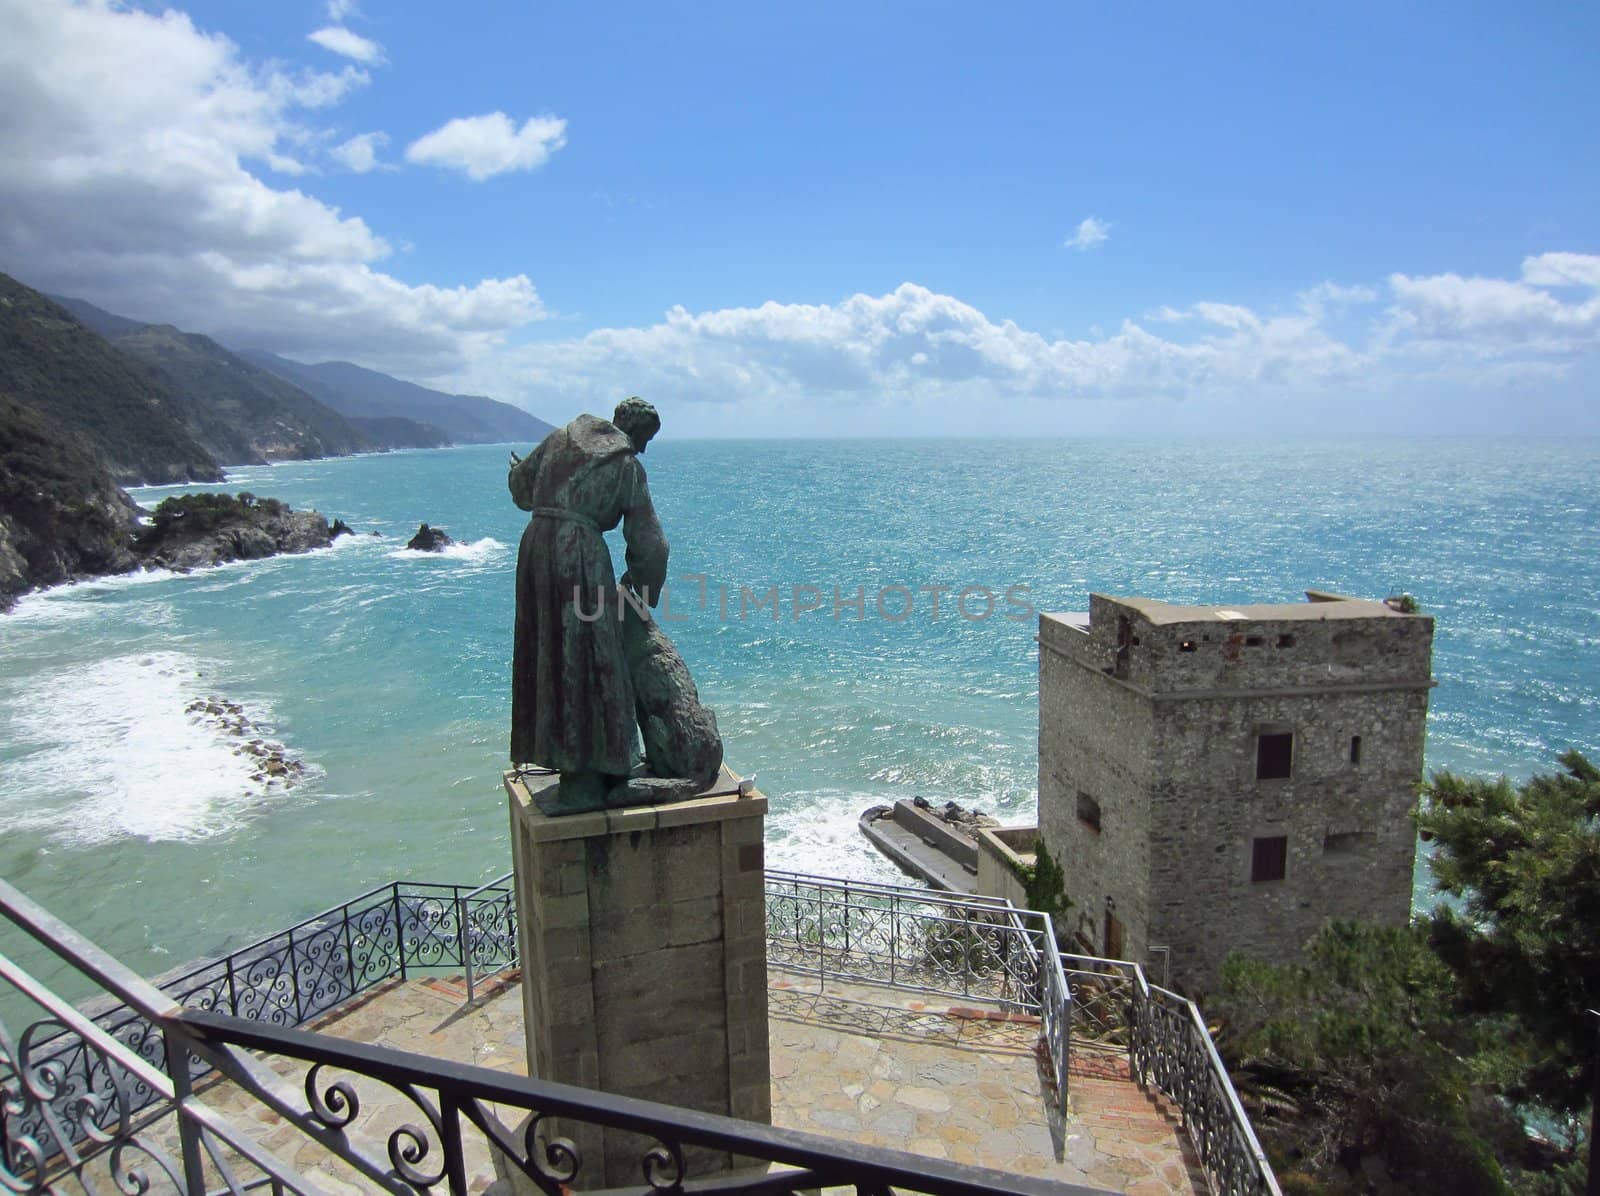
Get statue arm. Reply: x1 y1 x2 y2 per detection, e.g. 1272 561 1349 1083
620 459 668 606
508 437 549 511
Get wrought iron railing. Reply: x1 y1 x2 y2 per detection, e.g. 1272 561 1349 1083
3 868 1278 1195
1 875 1105 1196
760 871 1080 1134
762 869 1045 1012
1 877 519 1171
1053 951 1280 1196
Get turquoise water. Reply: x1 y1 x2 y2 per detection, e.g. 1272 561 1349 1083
2 438 1598 984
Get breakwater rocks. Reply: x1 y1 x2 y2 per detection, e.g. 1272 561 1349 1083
184 695 306 785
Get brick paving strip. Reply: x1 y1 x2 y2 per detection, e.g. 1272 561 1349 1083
172 968 1205 1194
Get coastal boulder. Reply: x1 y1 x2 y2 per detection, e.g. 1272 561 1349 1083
405 522 453 552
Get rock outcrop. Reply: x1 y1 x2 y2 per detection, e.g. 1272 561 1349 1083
0 395 142 610
405 522 453 552
136 492 335 572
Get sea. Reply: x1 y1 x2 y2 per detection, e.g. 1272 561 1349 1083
1 437 1597 990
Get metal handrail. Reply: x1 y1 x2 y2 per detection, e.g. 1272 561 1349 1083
0 880 327 1193
455 870 514 1002
182 1006 1105 1196
4 870 1278 1196
1053 950 1281 1196
763 871 1047 1013
2 873 1112 1196
766 868 1017 911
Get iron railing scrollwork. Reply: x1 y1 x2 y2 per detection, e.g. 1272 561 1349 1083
1127 979 1277 1196
2 873 1101 1195
180 1006 1095 1196
1051 951 1280 1196
762 870 1046 1014
4 867 1278 1196
1 876 519 1178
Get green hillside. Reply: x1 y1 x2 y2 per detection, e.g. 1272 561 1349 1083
0 274 221 484
239 350 554 445
108 323 371 463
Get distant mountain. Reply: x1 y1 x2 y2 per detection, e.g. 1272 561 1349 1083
55 296 369 463
347 415 451 450
238 350 553 446
0 274 222 484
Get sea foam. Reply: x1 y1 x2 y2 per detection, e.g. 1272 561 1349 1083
0 651 308 845
388 537 506 564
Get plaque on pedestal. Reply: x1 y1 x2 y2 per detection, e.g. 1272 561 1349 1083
503 765 770 1189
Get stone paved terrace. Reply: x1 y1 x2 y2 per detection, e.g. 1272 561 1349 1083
190 965 1205 1194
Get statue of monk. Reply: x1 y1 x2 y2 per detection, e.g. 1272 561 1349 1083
510 397 724 813
509 397 668 812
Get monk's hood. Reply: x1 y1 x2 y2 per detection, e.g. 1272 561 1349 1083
565 414 634 460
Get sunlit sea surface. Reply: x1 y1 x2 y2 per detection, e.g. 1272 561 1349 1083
2 438 1597 986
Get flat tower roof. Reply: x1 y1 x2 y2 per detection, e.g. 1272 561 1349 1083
1072 590 1417 626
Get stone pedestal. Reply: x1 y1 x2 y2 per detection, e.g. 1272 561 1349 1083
504 766 770 1189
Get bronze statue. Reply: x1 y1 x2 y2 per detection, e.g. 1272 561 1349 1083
510 397 722 813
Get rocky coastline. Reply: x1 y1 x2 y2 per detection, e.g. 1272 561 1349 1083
0 481 348 612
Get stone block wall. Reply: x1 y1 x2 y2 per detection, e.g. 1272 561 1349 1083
507 773 770 1188
1038 614 1155 955
1147 687 1429 988
1038 593 1433 992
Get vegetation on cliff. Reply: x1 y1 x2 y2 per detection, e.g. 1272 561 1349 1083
135 491 340 572
0 396 343 608
0 394 140 609
1216 752 1597 1194
0 273 222 484
97 322 372 464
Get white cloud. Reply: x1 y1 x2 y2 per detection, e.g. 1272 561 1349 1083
450 281 1371 417
1386 268 1600 355
307 25 385 66
1521 251 1600 289
0 0 542 373
449 256 1600 427
330 131 389 173
326 0 359 20
1064 216 1110 252
406 112 568 180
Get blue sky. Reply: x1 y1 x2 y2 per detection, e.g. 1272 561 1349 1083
1 1 1596 436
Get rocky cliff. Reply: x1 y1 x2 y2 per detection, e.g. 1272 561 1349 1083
0 395 142 609
1 398 343 610
135 492 340 573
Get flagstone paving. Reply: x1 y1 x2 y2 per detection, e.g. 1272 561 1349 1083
185 967 1205 1193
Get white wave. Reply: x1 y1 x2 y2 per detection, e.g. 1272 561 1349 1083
764 789 906 884
3 567 189 623
387 537 505 563
0 652 312 845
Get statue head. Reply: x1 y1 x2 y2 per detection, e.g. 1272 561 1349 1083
612 396 661 454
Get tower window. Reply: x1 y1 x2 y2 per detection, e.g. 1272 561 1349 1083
1276 633 1296 648
1244 635 1264 647
1179 640 1197 653
1251 835 1288 882
1256 731 1294 780
1349 735 1363 765
1076 792 1102 833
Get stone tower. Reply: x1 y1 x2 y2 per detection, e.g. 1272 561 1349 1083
1037 590 1434 992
